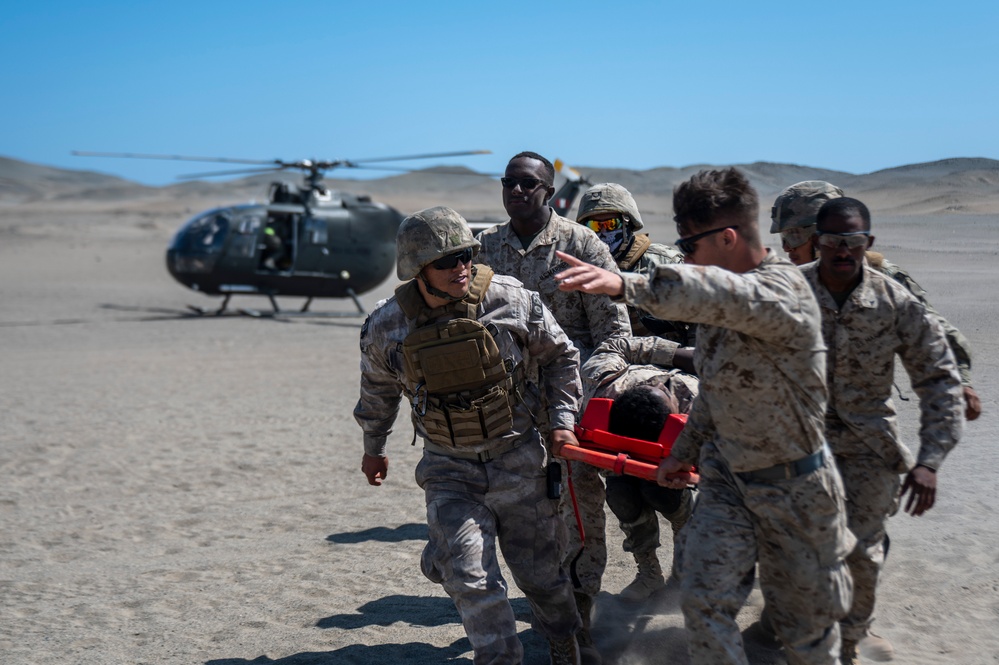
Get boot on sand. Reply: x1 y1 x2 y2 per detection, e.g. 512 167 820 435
619 549 666 601
573 591 602 665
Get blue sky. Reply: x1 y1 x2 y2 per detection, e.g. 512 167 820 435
2 1 997 185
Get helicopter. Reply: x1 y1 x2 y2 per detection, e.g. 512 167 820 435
72 150 591 316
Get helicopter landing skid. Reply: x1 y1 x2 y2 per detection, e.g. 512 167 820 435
186 290 367 318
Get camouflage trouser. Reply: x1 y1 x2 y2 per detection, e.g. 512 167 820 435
835 454 901 644
560 460 607 599
417 442 581 665
679 445 854 665
605 474 691 554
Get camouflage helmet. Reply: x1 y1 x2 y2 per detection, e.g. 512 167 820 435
769 180 844 233
396 206 480 280
576 183 644 230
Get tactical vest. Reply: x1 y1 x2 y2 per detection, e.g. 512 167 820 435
395 266 520 449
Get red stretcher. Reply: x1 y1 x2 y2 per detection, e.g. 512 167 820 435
562 397 699 485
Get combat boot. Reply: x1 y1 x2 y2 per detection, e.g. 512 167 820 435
859 630 894 661
548 635 581 665
840 639 860 665
573 591 602 665
619 549 666 601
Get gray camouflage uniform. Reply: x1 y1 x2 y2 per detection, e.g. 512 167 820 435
619 250 855 665
801 260 963 645
581 336 698 556
477 209 631 602
355 271 583 664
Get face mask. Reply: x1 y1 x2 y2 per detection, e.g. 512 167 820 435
598 227 627 254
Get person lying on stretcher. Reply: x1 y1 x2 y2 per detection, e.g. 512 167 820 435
563 336 700 596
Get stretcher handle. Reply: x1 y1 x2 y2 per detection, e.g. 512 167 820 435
560 443 698 486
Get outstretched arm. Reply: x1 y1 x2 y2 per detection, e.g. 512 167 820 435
554 250 625 297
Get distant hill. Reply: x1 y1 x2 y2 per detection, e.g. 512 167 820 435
2 155 997 215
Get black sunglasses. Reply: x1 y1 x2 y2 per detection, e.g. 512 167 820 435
500 177 546 190
430 247 476 270
675 225 739 256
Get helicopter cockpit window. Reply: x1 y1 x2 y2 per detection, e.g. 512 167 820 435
228 212 264 259
303 217 328 245
170 211 230 253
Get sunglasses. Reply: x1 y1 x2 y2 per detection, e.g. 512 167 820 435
430 247 476 270
815 231 870 249
583 217 624 233
781 227 815 250
675 225 739 256
500 177 545 191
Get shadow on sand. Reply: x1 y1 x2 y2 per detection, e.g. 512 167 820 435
325 523 429 545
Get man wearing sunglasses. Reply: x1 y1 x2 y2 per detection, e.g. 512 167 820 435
554 167 855 665
799 197 964 665
355 206 587 665
478 152 631 665
770 181 980 422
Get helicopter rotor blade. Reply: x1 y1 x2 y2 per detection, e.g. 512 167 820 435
72 151 284 167
175 166 289 180
344 164 501 177
347 149 491 165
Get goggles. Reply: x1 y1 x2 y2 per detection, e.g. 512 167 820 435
675 225 739 256
500 176 545 191
780 227 815 249
583 216 624 233
815 231 870 249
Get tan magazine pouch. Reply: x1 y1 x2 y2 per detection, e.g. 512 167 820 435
403 317 514 447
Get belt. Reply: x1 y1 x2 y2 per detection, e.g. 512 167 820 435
736 449 825 483
423 439 520 462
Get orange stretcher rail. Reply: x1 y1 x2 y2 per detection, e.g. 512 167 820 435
562 397 699 485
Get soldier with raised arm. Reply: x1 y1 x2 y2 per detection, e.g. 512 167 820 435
554 168 854 665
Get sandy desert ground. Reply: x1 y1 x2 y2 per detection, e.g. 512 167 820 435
1 161 997 664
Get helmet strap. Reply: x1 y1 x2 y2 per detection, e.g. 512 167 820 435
419 265 477 303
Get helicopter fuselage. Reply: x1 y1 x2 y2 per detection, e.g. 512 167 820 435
165 190 403 301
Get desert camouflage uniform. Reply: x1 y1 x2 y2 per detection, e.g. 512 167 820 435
802 260 963 646
618 237 697 344
477 209 631 606
581 336 698 557
355 271 582 664
867 252 974 386
619 250 855 665
771 181 974 387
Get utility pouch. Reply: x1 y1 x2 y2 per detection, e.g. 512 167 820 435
403 317 515 449
403 318 507 393
547 460 562 499
419 383 515 448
